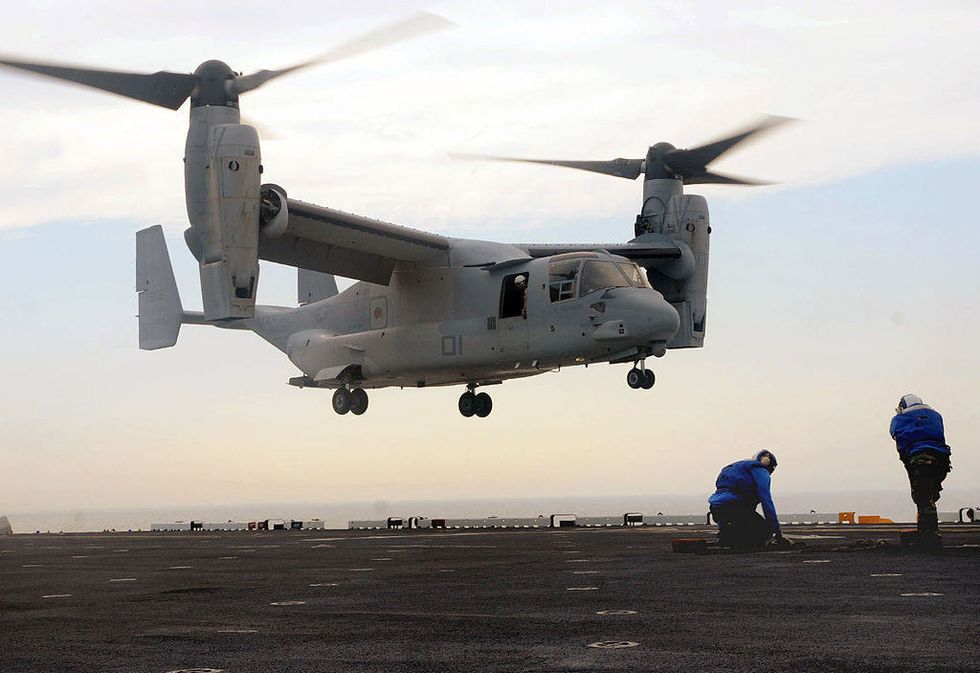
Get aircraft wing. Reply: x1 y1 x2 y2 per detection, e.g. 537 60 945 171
258 197 451 285
517 240 682 265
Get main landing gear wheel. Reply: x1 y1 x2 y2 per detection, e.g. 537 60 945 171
474 392 493 418
627 367 656 390
458 391 476 417
349 388 369 415
459 390 494 418
332 388 352 415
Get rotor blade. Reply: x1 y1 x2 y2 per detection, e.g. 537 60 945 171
450 153 645 180
233 11 455 94
0 56 196 110
664 115 795 172
683 170 771 186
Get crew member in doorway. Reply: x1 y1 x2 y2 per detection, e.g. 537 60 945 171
890 394 952 548
515 274 528 319
708 450 788 550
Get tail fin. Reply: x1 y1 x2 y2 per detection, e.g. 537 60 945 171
136 226 183 350
298 269 339 304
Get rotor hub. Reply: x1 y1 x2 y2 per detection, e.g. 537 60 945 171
645 143 678 180
191 60 238 108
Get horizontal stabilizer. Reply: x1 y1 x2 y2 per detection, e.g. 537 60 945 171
136 226 183 350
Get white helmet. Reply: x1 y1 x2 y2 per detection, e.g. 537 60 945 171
897 394 925 414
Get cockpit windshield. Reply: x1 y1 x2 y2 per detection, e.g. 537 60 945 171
617 262 652 289
579 261 631 296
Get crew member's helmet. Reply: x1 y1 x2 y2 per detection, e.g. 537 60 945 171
753 449 778 473
897 393 924 414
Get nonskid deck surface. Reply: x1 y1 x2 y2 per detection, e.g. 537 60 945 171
1 526 978 673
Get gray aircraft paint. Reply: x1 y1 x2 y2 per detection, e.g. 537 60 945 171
1 26 788 414
145 231 680 392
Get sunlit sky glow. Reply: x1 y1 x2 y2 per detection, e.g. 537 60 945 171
1 1 977 515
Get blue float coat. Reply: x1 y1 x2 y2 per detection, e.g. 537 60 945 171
889 406 950 460
708 460 780 534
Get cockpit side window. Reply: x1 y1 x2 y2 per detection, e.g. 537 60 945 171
579 261 630 296
548 259 581 302
617 262 652 289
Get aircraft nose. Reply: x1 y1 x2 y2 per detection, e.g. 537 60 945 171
592 288 679 344
638 291 680 342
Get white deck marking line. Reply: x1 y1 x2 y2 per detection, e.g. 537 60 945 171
42 594 72 599
596 609 638 615
108 578 137 582
587 640 639 649
566 586 599 591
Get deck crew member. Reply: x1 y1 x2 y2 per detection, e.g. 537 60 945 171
708 450 787 550
890 394 952 548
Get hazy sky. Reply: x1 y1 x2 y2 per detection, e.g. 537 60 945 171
1 1 978 514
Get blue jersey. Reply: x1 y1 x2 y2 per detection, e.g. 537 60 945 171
889 406 949 460
708 459 780 533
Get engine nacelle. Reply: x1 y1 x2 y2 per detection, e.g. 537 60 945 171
638 189 710 349
259 184 289 238
198 123 262 320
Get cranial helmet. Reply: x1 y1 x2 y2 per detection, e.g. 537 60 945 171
753 449 778 472
897 394 924 414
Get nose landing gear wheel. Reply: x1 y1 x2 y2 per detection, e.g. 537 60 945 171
349 388 369 415
474 392 493 418
626 368 644 389
641 370 655 389
332 388 352 415
458 391 476 417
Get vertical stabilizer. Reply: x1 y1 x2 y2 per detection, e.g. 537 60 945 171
0 516 11 535
298 269 339 304
136 226 183 350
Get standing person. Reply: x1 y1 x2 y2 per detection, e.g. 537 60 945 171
708 450 787 550
890 394 952 548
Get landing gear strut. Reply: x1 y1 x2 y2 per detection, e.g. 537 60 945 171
627 363 655 390
333 387 369 415
459 385 493 418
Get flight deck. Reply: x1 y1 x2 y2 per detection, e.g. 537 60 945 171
1 525 978 672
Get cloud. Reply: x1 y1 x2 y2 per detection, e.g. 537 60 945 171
1 1 978 237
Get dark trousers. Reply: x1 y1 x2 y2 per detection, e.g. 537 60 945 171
904 452 951 539
710 504 773 550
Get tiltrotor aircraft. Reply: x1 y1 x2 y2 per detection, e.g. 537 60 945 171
0 14 789 417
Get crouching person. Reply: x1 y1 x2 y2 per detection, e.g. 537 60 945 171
709 450 787 550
